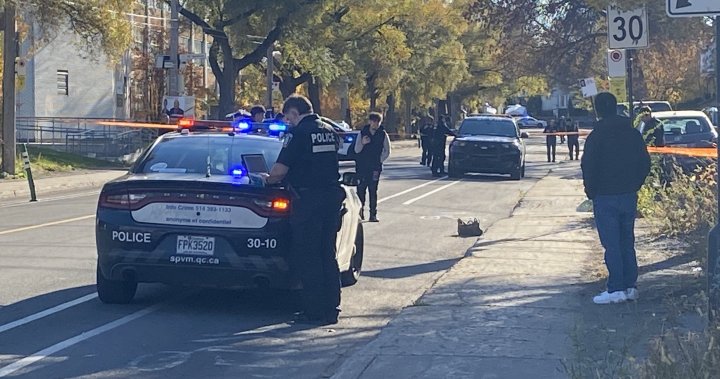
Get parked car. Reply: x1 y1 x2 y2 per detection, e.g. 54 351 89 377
638 110 717 175
515 116 547 129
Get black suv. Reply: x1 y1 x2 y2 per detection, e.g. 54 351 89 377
448 115 528 180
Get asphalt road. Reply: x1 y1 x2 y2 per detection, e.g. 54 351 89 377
0 135 563 378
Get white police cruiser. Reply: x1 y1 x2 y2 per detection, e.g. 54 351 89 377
95 119 364 303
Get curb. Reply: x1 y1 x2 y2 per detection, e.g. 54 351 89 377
0 171 126 202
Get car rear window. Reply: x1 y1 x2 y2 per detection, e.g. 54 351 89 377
459 119 518 137
135 136 282 175
659 117 712 135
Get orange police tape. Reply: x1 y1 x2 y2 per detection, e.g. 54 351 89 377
96 121 177 130
647 146 718 158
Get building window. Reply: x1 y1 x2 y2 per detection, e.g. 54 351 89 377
57 70 69 95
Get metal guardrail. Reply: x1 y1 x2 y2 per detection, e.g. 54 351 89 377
16 117 158 161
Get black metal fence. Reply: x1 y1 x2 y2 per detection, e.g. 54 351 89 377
16 117 158 162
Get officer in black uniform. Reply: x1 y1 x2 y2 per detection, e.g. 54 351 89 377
543 120 558 163
265 94 344 326
430 116 456 177
419 112 435 166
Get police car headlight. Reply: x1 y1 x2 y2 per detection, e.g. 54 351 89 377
454 141 467 147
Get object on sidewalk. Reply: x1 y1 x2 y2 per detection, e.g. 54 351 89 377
577 199 593 213
457 218 483 237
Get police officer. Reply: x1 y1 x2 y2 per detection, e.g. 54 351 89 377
567 120 580 160
419 112 435 166
638 106 665 147
543 119 558 163
430 115 456 177
264 94 344 325
250 105 266 123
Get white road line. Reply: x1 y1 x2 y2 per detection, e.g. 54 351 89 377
402 180 462 205
0 191 101 209
0 215 95 236
0 303 164 378
377 176 448 204
0 293 98 335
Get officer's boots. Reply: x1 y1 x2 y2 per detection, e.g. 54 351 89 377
369 211 379 223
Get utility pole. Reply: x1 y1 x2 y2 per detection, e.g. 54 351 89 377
2 2 17 175
168 0 180 97
626 49 635 122
266 45 274 112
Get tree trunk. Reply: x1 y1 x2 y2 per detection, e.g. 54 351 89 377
218 69 238 117
308 76 322 115
385 93 397 134
403 91 412 135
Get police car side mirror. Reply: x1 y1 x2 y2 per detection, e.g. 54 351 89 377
341 172 361 187
520 132 529 139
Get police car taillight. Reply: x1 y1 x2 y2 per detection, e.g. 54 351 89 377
272 199 290 211
99 192 148 209
252 198 290 212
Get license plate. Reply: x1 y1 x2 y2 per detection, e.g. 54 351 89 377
176 236 215 256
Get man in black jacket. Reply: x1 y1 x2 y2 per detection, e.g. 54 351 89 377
354 112 391 222
581 92 651 305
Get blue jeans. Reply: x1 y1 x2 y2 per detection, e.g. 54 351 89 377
593 193 639 293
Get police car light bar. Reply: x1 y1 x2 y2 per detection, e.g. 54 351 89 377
269 124 287 132
177 118 195 128
234 121 251 132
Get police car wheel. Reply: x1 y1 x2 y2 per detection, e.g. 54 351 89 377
96 264 137 304
510 166 522 181
448 164 463 178
341 223 364 287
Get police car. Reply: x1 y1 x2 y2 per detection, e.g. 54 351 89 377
319 117 359 161
95 119 364 304
448 115 528 180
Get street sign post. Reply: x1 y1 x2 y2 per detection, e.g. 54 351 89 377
608 6 649 50
607 49 626 77
667 0 720 17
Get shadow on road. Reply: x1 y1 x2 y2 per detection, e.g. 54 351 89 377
362 258 461 280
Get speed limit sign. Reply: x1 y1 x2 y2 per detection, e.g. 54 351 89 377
607 5 649 49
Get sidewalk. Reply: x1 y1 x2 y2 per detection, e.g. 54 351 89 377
0 170 126 201
333 163 596 378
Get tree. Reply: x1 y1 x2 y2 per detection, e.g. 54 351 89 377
171 0 326 116
14 0 133 61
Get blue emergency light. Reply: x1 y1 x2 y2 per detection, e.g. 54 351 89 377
269 123 287 132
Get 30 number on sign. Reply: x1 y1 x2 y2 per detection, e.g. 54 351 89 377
607 6 649 49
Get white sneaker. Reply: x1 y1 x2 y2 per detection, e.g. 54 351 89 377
593 291 627 304
625 288 639 301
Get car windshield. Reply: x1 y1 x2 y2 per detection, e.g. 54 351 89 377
459 119 518 137
135 136 282 175
656 117 712 135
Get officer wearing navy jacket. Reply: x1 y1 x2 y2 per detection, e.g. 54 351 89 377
265 94 344 325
